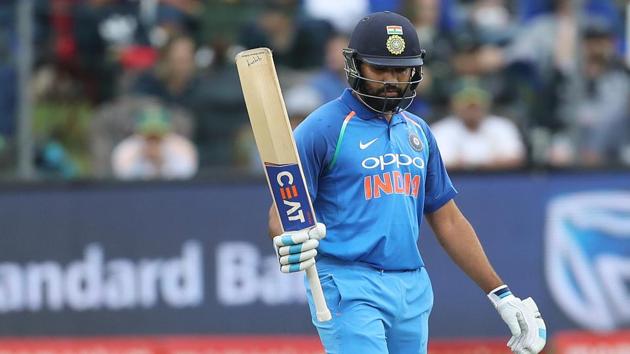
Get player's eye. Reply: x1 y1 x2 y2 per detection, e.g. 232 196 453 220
372 66 409 74
372 65 388 72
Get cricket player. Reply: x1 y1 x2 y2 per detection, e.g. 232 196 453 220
269 11 546 354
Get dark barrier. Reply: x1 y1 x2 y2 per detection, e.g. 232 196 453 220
0 172 628 337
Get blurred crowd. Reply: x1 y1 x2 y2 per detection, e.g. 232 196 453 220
0 0 629 180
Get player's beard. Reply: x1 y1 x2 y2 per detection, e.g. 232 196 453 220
360 82 408 113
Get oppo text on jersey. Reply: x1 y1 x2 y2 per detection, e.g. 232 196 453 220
361 153 425 171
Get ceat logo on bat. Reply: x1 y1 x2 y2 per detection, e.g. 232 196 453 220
545 191 630 331
264 162 315 232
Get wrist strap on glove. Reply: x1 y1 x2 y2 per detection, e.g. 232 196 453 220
488 285 514 307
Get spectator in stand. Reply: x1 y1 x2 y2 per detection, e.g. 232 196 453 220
431 79 526 170
0 133 11 177
404 0 459 120
302 0 369 34
143 0 202 42
503 0 579 131
72 0 149 104
89 95 193 178
406 0 456 65
130 33 203 109
0 25 16 145
467 0 515 46
468 0 626 167
30 61 92 179
552 19 630 167
112 105 197 180
517 0 621 30
238 0 332 70
465 0 531 125
191 38 249 169
287 32 348 108
491 0 580 78
480 0 594 133
418 22 520 125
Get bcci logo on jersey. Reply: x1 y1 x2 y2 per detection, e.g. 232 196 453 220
545 192 630 331
264 162 315 232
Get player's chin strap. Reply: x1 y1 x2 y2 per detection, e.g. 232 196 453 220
352 84 417 115
348 66 422 115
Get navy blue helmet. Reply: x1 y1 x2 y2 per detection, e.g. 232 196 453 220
343 11 426 114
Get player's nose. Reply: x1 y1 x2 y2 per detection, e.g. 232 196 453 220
380 68 400 82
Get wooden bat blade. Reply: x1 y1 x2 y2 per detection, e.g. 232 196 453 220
235 48 296 165
235 48 316 232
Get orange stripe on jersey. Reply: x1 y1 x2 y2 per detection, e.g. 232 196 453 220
280 188 286 200
328 111 356 171
401 112 423 129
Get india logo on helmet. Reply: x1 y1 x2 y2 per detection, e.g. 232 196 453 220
386 35 405 55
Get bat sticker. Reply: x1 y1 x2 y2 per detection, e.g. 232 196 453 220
265 162 315 232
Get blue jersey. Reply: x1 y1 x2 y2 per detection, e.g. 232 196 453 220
293 89 457 271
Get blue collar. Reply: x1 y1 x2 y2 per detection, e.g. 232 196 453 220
339 89 406 126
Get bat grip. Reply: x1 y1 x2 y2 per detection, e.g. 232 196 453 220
306 264 332 322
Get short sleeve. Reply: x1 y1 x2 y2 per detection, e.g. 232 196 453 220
423 124 458 214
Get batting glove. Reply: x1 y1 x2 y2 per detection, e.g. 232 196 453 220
273 222 326 273
488 285 547 354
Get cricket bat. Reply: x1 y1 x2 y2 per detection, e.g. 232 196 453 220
235 48 332 322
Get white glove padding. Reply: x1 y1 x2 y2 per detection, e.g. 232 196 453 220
488 286 547 354
273 222 326 273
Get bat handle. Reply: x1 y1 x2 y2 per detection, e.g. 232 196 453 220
306 264 332 322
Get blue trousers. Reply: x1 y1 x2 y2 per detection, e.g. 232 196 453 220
305 258 434 354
